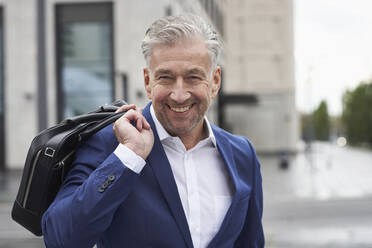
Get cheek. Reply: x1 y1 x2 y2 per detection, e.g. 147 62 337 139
151 86 170 102
196 85 213 101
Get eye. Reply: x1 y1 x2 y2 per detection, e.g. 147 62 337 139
158 75 171 80
157 75 174 85
188 75 202 81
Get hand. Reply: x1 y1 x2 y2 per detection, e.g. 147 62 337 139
115 104 137 113
113 108 154 160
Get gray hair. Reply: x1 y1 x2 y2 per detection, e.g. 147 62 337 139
141 14 222 69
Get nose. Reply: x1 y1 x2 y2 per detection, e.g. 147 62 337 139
170 77 191 103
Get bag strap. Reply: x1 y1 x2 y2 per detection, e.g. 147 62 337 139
79 111 126 141
62 112 116 125
62 100 128 125
88 99 127 114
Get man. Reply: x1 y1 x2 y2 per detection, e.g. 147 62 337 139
42 14 264 248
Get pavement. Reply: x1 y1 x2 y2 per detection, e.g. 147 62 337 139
262 142 372 248
0 170 45 248
1 141 372 247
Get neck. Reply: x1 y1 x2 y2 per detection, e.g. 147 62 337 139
178 120 208 150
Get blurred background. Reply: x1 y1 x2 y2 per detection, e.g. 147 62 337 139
0 0 372 247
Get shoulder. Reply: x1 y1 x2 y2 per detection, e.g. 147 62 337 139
211 125 259 166
212 125 255 151
75 124 118 163
86 123 117 148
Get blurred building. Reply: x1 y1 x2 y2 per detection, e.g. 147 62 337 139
0 0 296 170
222 0 298 154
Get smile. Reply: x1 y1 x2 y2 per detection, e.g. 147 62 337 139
170 105 192 113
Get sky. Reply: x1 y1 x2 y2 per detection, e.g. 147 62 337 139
294 0 372 115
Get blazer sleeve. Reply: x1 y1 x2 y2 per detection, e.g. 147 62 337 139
235 139 265 248
42 129 141 248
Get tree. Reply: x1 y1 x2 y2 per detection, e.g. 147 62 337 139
342 80 372 146
312 100 330 141
300 101 330 142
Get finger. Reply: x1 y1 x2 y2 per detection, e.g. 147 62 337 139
143 116 151 130
115 104 136 113
136 108 150 130
114 110 135 130
117 104 136 113
122 109 140 120
139 112 150 131
113 114 129 130
123 109 145 131
136 116 143 131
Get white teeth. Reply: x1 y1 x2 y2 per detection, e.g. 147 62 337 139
171 105 191 113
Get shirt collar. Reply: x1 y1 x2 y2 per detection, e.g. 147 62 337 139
150 104 217 147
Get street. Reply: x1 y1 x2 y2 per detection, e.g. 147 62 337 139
262 142 372 247
1 142 372 247
0 170 45 248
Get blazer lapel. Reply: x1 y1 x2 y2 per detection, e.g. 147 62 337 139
143 103 194 248
207 127 245 247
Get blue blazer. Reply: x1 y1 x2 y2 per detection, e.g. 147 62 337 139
42 102 264 248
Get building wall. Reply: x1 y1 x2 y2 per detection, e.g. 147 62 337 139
223 0 298 153
225 93 297 152
1 0 38 168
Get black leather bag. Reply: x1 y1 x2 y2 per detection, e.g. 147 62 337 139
11 100 127 236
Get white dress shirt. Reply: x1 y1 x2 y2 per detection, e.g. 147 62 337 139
114 106 234 248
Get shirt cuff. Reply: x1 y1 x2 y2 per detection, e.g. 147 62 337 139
114 144 146 174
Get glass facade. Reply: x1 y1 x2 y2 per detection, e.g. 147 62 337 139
56 3 114 120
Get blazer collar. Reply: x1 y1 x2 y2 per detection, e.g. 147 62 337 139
143 102 194 248
207 126 245 247
143 102 244 248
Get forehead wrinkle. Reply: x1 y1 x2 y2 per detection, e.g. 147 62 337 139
154 69 173 76
185 68 206 77
154 66 208 79
150 40 210 64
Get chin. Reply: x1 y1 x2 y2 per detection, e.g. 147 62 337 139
166 125 191 136
169 119 200 135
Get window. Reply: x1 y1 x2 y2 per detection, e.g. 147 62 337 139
56 3 114 120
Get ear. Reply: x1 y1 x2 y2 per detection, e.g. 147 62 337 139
211 66 221 99
143 68 152 99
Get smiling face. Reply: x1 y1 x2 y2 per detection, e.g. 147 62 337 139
144 38 221 140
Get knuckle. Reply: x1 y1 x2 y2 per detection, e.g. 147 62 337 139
117 106 127 111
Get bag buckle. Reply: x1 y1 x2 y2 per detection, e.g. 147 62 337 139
45 147 55 158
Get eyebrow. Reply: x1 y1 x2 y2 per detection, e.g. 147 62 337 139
185 68 206 77
154 69 173 77
153 68 207 78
